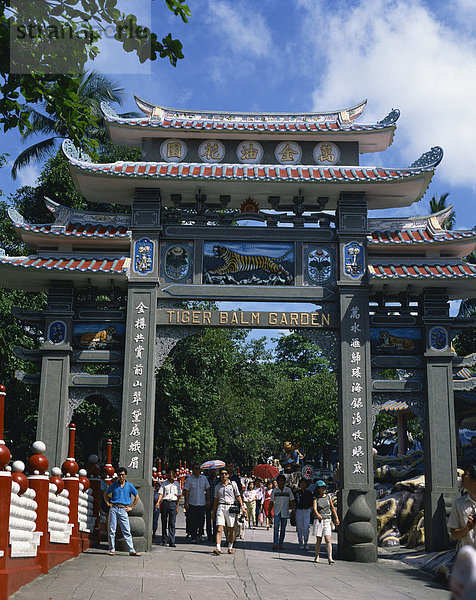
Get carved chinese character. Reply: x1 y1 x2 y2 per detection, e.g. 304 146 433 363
352 430 364 441
166 142 182 159
351 397 363 409
134 345 144 359
352 412 362 425
134 317 146 330
134 333 145 343
128 440 141 453
278 143 299 162
132 380 142 388
351 382 362 393
350 306 361 320
353 461 365 474
350 338 361 348
135 302 148 314
317 144 335 163
127 456 139 469
351 323 361 334
351 367 362 378
129 424 140 436
240 143 259 160
352 445 364 457
131 409 142 423
132 391 142 404
201 142 221 161
134 364 143 376
351 352 361 364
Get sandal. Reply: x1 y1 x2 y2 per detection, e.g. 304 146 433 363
212 548 221 555
227 548 234 554
129 551 141 556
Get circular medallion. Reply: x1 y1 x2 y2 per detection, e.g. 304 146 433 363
160 139 187 162
429 326 448 351
275 141 302 165
198 139 225 163
313 142 340 165
164 245 191 281
236 140 264 164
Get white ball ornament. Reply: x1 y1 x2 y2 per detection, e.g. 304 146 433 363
31 441 47 454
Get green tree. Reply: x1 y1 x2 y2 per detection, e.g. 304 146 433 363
1 0 190 148
274 332 330 380
429 192 455 229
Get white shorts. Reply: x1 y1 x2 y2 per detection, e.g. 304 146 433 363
216 504 236 527
313 518 332 537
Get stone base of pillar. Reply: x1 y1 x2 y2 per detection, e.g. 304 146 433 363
338 488 378 563
424 489 457 552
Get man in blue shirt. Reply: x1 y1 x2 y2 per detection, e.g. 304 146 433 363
103 467 141 556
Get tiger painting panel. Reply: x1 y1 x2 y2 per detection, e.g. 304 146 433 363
73 322 125 350
203 242 294 285
370 327 422 356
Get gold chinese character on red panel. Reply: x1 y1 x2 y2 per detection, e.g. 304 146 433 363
198 139 225 163
275 141 302 165
236 140 264 163
160 139 187 162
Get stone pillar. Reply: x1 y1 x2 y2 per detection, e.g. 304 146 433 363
336 192 377 563
118 188 161 552
421 288 458 551
37 283 74 467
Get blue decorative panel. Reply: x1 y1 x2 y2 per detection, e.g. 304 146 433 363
134 238 153 274
370 328 422 355
429 326 448 351
48 321 66 344
203 242 294 285
160 242 193 283
304 245 334 285
73 322 125 350
344 241 364 279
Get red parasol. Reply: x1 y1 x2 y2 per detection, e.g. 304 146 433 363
252 464 279 480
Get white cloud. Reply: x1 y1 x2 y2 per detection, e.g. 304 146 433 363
17 164 40 188
297 0 476 186
204 1 273 59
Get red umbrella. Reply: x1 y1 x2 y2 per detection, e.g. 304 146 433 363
252 464 279 480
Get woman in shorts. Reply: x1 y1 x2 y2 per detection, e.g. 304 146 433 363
312 480 339 563
211 468 244 555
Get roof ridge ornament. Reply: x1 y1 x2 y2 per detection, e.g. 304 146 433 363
409 146 443 169
62 139 92 163
7 206 24 225
377 108 400 126
100 101 120 120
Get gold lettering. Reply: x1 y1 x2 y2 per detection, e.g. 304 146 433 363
300 313 309 325
322 313 330 327
280 313 288 326
311 313 320 326
166 141 182 159
219 312 228 324
166 310 174 323
181 310 190 324
192 311 201 324
251 312 260 325
278 143 299 162
240 312 249 325
269 312 278 325
317 143 335 163
203 311 211 324
240 143 259 160
230 312 239 325
201 142 221 161
290 313 298 326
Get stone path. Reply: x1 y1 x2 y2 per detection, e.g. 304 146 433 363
11 515 449 600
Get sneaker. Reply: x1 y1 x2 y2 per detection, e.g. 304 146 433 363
212 548 221 555
299 545 304 549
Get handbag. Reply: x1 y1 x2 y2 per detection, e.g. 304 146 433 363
290 511 296 527
258 511 264 525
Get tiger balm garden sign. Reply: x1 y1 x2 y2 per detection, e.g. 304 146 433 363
157 309 337 328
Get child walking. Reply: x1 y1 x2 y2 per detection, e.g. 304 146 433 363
312 480 339 564
243 481 257 528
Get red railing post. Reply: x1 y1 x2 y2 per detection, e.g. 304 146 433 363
28 441 50 574
62 424 80 556
0 384 12 600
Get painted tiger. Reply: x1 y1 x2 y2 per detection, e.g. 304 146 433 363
378 331 415 352
209 245 293 279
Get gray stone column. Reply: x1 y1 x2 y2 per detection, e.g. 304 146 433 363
336 192 377 563
118 189 161 552
37 283 74 468
421 288 458 552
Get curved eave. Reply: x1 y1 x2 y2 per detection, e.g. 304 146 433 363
368 204 455 231
11 223 130 251
104 119 395 153
368 235 476 258
0 256 129 292
67 161 434 210
369 261 476 300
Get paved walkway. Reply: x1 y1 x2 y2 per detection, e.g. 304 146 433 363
12 515 449 600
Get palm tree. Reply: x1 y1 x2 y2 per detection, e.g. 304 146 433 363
429 192 455 230
11 71 137 179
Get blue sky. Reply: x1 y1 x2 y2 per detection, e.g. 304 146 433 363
2 0 475 230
